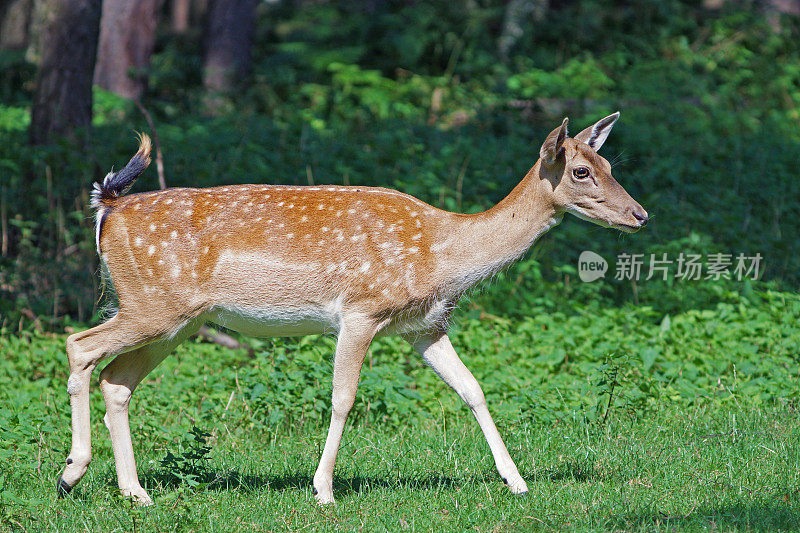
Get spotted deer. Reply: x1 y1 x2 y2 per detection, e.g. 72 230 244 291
57 113 647 505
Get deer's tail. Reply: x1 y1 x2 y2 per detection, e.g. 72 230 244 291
91 133 152 209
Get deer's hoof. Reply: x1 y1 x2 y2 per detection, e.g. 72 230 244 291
121 487 154 506
56 476 72 497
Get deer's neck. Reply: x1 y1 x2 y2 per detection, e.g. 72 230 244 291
436 164 561 293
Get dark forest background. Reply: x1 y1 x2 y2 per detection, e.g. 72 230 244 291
0 0 799 328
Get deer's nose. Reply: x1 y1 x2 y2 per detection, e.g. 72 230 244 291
632 208 649 226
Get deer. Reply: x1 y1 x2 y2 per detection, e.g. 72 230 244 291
56 112 647 505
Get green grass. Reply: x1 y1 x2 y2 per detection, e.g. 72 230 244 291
2 275 798 532
2 314 800 532
3 406 800 531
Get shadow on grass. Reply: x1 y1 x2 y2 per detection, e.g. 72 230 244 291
136 458 601 496
139 468 496 496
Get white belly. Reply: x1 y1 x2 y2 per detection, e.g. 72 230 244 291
206 297 453 339
207 304 340 337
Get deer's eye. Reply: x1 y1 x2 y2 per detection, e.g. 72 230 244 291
573 166 591 180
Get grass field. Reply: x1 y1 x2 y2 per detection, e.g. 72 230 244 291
3 405 800 531
2 306 800 532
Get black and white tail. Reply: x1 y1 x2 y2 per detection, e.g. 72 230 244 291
91 133 152 209
92 133 152 253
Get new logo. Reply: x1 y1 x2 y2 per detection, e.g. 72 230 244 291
578 251 608 282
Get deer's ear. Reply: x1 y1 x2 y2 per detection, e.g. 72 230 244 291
539 118 569 166
573 112 620 152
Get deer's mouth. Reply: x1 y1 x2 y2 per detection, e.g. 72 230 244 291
610 221 643 233
566 204 645 233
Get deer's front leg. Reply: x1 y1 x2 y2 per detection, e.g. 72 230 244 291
408 331 528 495
313 317 376 504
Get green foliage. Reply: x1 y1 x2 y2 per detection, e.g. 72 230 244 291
2 1 800 324
157 427 214 488
508 56 616 100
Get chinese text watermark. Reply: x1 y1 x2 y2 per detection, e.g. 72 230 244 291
578 251 762 282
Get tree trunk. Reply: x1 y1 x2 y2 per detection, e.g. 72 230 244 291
202 0 256 93
170 0 191 33
93 0 163 100
0 0 33 50
29 0 101 145
764 0 800 30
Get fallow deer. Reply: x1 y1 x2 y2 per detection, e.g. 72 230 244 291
57 113 647 505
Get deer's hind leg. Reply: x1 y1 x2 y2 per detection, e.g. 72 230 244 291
98 319 202 505
57 313 196 499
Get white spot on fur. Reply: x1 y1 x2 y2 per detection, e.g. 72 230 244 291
148 245 156 256
360 262 370 273
134 237 143 247
149 223 156 232
411 233 422 240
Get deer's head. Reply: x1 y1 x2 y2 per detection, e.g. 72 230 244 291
538 112 648 232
